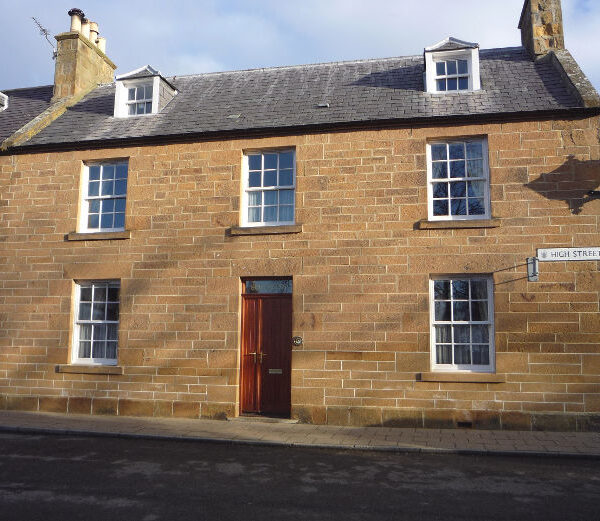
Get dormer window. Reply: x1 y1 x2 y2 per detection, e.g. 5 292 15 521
424 37 481 94
0 92 7 112
114 65 177 118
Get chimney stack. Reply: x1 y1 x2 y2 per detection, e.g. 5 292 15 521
52 8 116 101
518 0 565 57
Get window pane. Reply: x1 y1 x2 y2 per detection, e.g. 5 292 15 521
107 324 119 340
472 345 489 365
107 287 120 302
116 164 128 179
145 85 153 99
94 286 107 302
248 191 262 206
145 102 152 113
471 325 489 343
102 166 115 180
94 324 107 341
450 161 465 178
453 301 470 321
115 199 127 212
450 199 466 215
89 166 101 181
248 155 261 171
432 162 447 179
106 342 117 360
436 79 446 91
88 215 99 229
79 341 91 359
471 300 488 321
432 183 448 198
78 302 91 321
471 280 488 300
453 325 470 343
103 199 115 212
80 287 92 302
93 302 105 320
434 280 450 300
137 102 145 114
433 200 448 216
431 144 447 161
264 191 277 206
264 171 277 187
79 324 92 340
468 199 485 215
89 200 100 213
466 142 483 159
128 88 135 101
457 60 468 74
447 78 457 90
452 280 469 300
449 143 465 160
88 181 99 196
264 154 277 170
114 213 125 229
128 104 136 116
115 180 127 195
249 172 261 188
436 62 446 76
279 205 293 222
435 325 451 343
106 303 119 321
101 181 114 196
436 345 452 364
454 345 471 364
450 182 466 197
447 61 457 75
101 213 113 229
279 169 293 186
458 77 469 90
136 86 145 100
279 152 294 169
248 207 261 223
245 279 292 294
92 340 106 359
435 301 451 321
279 190 294 205
264 206 277 222
467 160 483 178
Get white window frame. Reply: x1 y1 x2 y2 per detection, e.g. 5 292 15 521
242 149 296 227
424 48 480 93
72 281 120 366
429 276 495 373
114 76 160 118
0 92 7 112
79 161 128 233
426 138 490 221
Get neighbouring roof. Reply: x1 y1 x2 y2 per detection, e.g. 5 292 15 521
2 47 590 150
0 85 54 142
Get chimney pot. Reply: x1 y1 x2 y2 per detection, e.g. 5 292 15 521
68 8 85 33
81 18 91 39
89 21 99 44
96 37 106 53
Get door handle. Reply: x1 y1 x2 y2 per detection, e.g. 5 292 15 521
259 353 267 363
247 352 257 364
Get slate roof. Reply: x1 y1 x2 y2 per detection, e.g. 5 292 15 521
7 47 587 149
0 85 54 142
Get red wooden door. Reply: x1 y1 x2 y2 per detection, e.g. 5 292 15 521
240 291 292 416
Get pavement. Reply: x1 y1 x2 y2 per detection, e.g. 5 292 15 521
0 410 599 458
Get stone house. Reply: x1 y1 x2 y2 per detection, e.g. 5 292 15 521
1 0 599 431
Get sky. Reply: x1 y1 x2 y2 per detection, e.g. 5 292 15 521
1 0 598 92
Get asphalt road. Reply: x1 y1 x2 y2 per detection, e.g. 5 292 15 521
0 432 598 521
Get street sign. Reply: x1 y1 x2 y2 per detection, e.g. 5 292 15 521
537 247 600 262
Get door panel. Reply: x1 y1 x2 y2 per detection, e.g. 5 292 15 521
240 293 292 416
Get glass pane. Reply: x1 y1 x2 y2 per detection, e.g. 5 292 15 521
79 341 91 358
436 345 452 364
128 104 136 116
471 325 489 343
145 102 152 113
452 280 469 300
244 279 292 294
94 285 108 301
264 191 277 205
458 77 469 90
447 78 457 90
431 144 447 161
107 287 120 302
115 180 127 195
435 301 451 321
101 181 114 196
78 302 91 321
116 164 128 179
80 287 92 302
92 303 105 320
136 86 145 100
471 280 488 300
106 342 117 359
94 324 107 341
450 182 466 197
264 171 277 187
88 181 99 196
103 199 115 212
451 199 466 215
435 325 451 343
450 161 466 178
447 61 457 75
279 152 294 169
432 162 447 179
449 143 465 160
467 159 483 178
453 301 470 321
79 324 92 340
264 154 277 170
248 207 261 223
433 200 448 216
106 303 119 321
454 345 471 364
145 85 153 99
279 169 293 186
87 215 99 229
128 88 135 101
436 62 445 76
264 206 277 222
102 166 115 180
453 325 470 343
89 200 100 213
92 341 106 359
279 189 294 205
467 181 484 197
107 324 119 340
248 155 261 171
249 172 261 188
101 213 113 229
466 141 483 158
457 60 468 75
436 79 446 91
432 183 448 198
434 280 450 300
279 205 293 222
115 199 126 212
114 213 125 229
137 102 145 114
472 345 489 365
89 166 101 181
468 198 485 215
471 300 488 321
248 191 262 206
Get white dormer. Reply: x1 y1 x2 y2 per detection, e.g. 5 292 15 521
114 65 177 118
424 37 480 94
0 92 8 112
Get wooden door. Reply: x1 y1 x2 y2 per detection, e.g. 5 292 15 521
240 282 292 416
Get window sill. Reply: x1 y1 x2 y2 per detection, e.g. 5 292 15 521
228 224 303 236
417 372 504 383
66 231 131 241
416 218 500 230
55 364 123 375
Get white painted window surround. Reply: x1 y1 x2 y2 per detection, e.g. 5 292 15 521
424 38 481 94
114 76 160 118
0 92 8 112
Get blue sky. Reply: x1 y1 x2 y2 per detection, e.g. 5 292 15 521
1 0 598 91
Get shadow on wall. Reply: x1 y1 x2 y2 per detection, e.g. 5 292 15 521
525 156 600 214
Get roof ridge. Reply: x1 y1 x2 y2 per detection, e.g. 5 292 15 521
1 84 54 93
